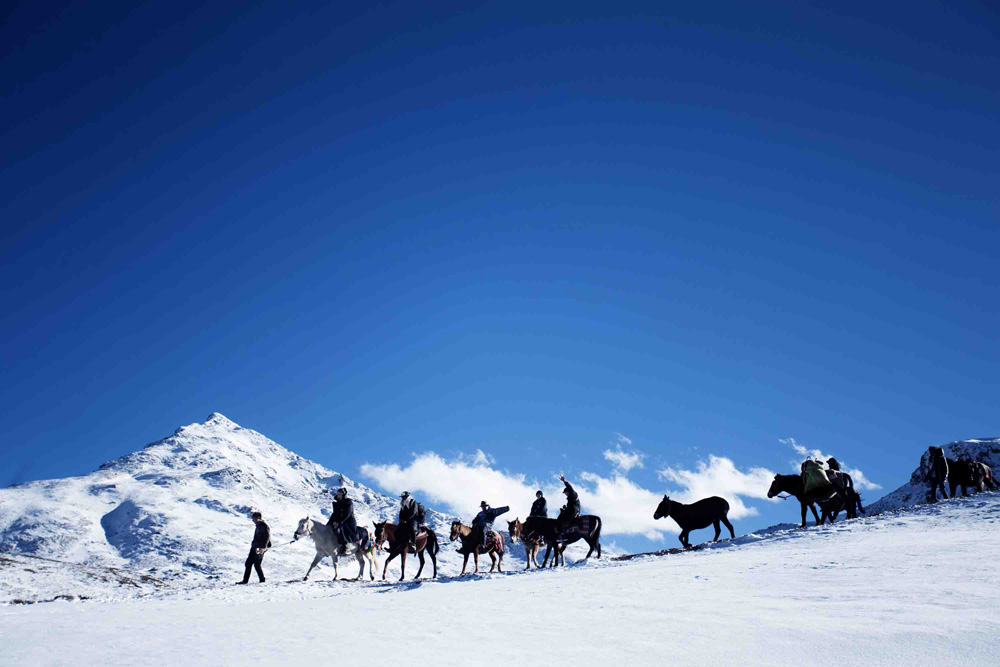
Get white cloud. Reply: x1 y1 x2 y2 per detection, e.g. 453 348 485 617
361 443 790 541
359 452 540 521
780 438 881 492
603 440 644 473
657 456 778 520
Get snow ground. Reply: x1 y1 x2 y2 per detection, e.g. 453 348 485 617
3 491 998 666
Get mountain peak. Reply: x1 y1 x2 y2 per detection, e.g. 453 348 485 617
204 412 238 428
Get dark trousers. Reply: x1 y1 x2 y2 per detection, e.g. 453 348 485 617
243 548 265 583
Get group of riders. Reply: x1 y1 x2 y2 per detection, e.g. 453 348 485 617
238 476 585 583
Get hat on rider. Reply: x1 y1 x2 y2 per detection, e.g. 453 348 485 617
827 458 841 471
251 511 262 520
480 500 489 508
536 490 543 497
336 487 347 497
400 491 409 499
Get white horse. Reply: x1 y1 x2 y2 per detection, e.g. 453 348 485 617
293 517 378 581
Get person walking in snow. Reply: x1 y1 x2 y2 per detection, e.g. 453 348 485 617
397 491 419 552
529 490 547 518
556 475 580 535
471 501 509 548
328 487 359 551
239 511 271 584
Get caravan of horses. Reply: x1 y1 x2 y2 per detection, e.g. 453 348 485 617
288 448 997 582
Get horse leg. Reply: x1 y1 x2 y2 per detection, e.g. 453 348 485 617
354 550 364 581
679 531 689 549
461 552 469 576
398 550 408 582
712 520 721 542
414 550 425 580
304 552 323 581
382 549 396 580
489 550 497 573
473 548 480 574
368 548 378 581
332 554 339 581
721 516 735 539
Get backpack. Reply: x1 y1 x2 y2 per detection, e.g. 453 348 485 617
802 460 832 494
415 503 426 523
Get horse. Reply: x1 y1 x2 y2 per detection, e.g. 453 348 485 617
545 514 603 566
948 458 991 497
653 496 734 549
293 517 377 581
449 521 505 574
974 461 999 491
373 521 439 582
507 517 557 570
767 474 852 526
926 446 950 502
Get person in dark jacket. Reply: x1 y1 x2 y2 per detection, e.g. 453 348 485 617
556 475 581 534
471 501 509 548
328 487 359 551
529 490 547 518
397 491 419 551
239 511 270 584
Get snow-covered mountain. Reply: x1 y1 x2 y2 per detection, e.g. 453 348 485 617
868 437 1000 514
5 477 1000 665
0 413 471 596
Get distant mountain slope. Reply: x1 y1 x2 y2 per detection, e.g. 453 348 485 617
0 413 470 591
868 437 1000 514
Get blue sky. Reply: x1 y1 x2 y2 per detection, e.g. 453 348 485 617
2 1 998 550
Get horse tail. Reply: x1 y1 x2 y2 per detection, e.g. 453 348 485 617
591 516 602 543
497 531 505 556
427 528 439 555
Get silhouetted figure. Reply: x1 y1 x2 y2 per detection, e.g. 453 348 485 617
397 491 419 551
328 487 359 551
529 490 547 518
239 511 271 584
927 446 949 502
471 501 509 548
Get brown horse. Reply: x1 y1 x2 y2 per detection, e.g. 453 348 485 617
373 521 439 582
449 521 505 575
507 517 554 570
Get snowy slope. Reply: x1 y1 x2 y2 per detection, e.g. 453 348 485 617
868 437 1000 513
2 488 998 665
0 413 478 598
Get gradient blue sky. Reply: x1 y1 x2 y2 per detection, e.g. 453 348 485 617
2 1 998 549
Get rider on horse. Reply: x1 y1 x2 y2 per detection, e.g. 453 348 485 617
397 491 419 551
328 487 360 553
556 475 580 536
472 501 509 549
529 490 547 518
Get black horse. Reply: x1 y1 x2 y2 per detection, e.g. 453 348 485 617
767 474 822 527
653 496 734 549
948 458 991 497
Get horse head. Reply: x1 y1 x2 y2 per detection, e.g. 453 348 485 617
766 474 783 499
293 517 311 541
449 520 463 541
373 521 387 549
653 495 671 520
507 519 522 542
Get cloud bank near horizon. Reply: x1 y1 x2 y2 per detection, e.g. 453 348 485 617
360 438 785 540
